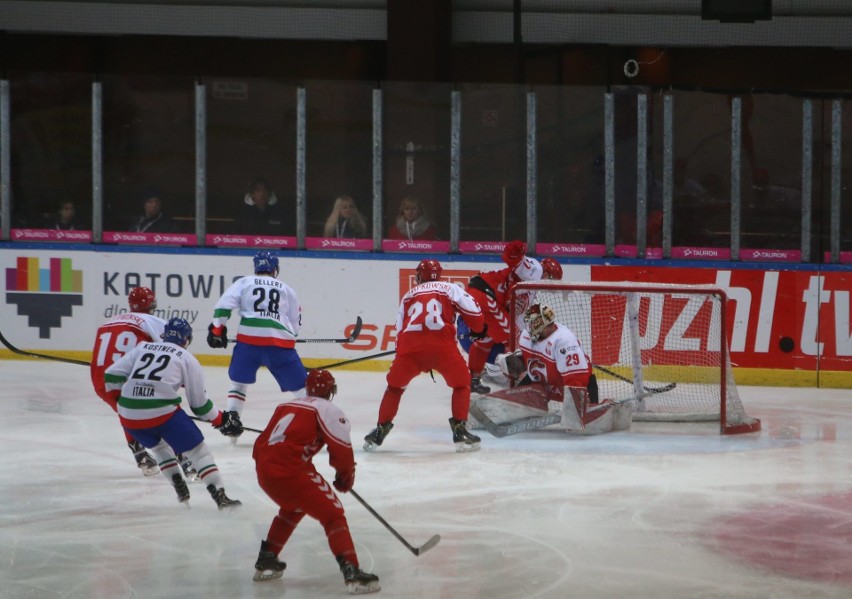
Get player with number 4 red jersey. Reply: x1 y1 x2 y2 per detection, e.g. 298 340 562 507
363 259 487 453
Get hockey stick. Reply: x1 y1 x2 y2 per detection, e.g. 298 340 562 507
227 316 363 345
592 363 676 394
188 415 263 434
317 349 396 370
0 328 91 367
350 489 441 557
468 403 561 438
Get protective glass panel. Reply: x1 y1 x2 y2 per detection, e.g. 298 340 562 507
102 74 195 233
9 72 93 231
380 81 451 241
204 77 297 236
535 84 606 245
304 80 373 239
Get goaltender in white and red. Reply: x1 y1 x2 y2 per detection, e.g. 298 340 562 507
496 303 628 433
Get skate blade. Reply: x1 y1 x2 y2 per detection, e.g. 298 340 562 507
218 500 242 512
253 569 284 582
140 466 160 477
183 471 199 483
346 580 381 594
454 442 481 453
362 441 380 452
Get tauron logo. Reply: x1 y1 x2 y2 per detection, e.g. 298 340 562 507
5 256 83 338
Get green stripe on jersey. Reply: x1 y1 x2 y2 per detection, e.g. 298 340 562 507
240 316 290 333
213 308 233 318
118 397 181 409
191 399 216 417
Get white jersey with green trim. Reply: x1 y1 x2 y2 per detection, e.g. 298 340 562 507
105 340 218 428
210 275 301 348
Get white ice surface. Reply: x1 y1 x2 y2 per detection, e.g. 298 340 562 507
2 360 852 599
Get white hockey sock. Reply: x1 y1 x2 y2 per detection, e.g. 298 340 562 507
184 442 224 489
148 440 181 482
227 382 248 414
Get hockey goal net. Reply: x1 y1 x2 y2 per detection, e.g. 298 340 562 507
508 281 760 435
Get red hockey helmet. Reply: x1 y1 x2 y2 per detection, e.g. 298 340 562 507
541 257 563 280
128 287 157 313
306 369 337 400
416 259 442 283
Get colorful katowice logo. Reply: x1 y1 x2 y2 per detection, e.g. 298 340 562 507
5 257 83 338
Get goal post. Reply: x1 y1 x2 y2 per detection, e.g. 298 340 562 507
509 280 760 435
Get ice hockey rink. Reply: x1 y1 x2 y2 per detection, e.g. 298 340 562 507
2 360 852 599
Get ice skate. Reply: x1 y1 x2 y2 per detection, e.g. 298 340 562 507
253 540 286 582
178 454 198 482
129 440 159 477
470 374 491 395
207 484 242 511
363 421 393 452
449 417 481 452
336 556 380 594
171 473 190 504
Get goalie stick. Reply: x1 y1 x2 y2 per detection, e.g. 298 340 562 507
350 489 441 557
592 363 676 394
228 316 363 345
0 328 90 367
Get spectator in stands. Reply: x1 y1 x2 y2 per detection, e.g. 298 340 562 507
236 177 285 236
45 200 84 230
323 195 368 238
387 195 436 240
131 188 178 233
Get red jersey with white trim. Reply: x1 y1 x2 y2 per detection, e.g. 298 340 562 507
518 322 592 401
253 396 355 478
472 257 543 306
91 312 166 399
395 280 484 355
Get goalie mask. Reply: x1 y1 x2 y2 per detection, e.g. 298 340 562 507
416 259 442 283
128 287 157 313
524 303 556 341
541 257 563 280
306 369 337 400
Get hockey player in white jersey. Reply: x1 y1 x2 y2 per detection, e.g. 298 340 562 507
105 317 242 509
206 251 307 437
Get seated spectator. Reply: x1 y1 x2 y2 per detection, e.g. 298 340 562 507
236 177 284 235
323 195 368 238
45 201 84 230
131 188 178 233
387 195 436 240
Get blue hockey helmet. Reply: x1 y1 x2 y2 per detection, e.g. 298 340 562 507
162 317 193 347
253 251 279 275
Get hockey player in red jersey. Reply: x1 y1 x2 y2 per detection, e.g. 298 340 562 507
363 259 487 453
91 287 166 476
465 240 545 394
252 369 380 594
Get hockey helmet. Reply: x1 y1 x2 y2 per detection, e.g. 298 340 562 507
416 259 442 283
541 257 563 280
162 317 193 347
128 287 157 313
253 251 279 275
524 303 556 341
306 369 337 400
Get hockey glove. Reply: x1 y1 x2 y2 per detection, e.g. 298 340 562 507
207 324 228 349
468 324 489 341
496 351 526 378
501 240 526 268
214 410 243 437
333 467 355 493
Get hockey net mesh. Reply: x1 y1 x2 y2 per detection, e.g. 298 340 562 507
510 281 760 434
